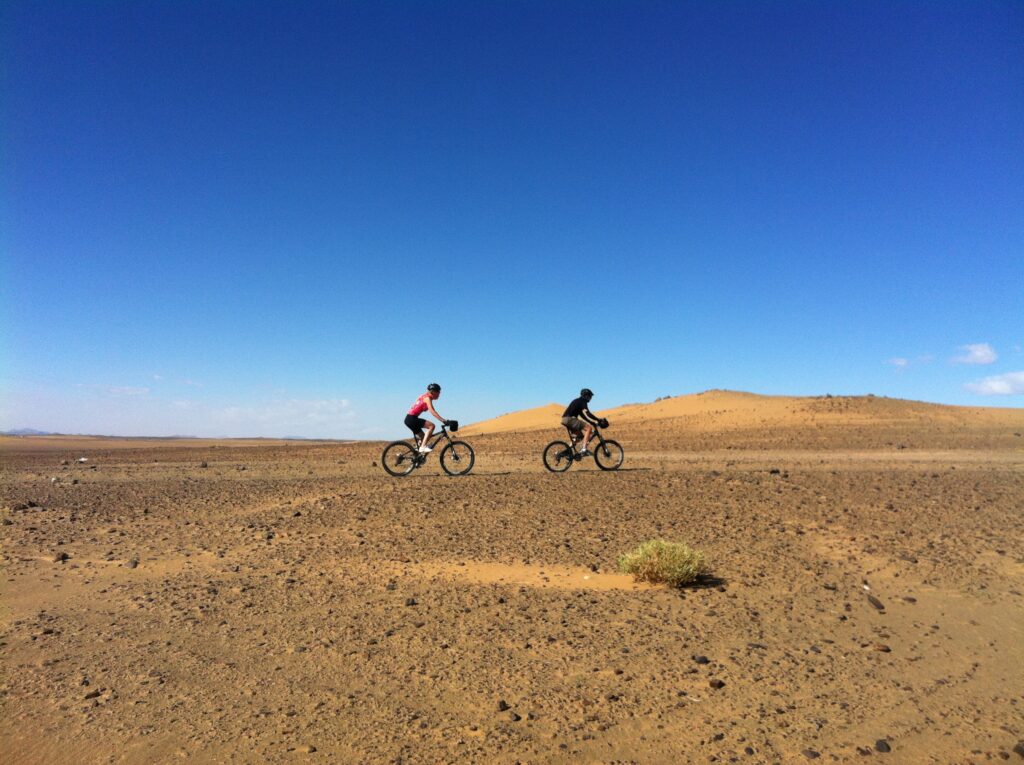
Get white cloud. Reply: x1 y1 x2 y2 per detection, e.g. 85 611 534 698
964 371 1024 396
888 357 909 370
78 384 150 397
182 379 203 387
215 398 355 428
152 374 164 381
952 343 997 365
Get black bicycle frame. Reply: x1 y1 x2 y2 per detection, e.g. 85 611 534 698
566 421 606 448
414 424 453 451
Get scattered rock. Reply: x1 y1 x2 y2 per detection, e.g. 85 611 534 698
200 461 208 468
693 655 710 665
53 552 69 563
867 594 885 611
802 750 820 760
875 740 891 753
405 597 418 606
497 699 510 711
126 559 139 569
873 643 891 653
709 679 725 689
84 689 101 700
1012 741 1024 758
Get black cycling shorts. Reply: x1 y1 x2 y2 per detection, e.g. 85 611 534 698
405 414 427 433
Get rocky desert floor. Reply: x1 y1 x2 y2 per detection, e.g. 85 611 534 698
2 404 1023 763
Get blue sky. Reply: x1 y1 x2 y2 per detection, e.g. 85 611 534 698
2 1 1022 438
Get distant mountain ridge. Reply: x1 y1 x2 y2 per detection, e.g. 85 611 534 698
2 428 56 436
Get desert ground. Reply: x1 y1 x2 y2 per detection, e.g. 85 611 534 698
2 391 1023 764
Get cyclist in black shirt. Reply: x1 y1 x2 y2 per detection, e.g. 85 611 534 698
561 388 602 456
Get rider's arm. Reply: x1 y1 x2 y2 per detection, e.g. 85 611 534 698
426 400 445 423
582 407 600 424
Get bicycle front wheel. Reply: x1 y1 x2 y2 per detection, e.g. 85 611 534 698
542 440 574 473
593 439 624 471
382 441 417 477
440 440 475 476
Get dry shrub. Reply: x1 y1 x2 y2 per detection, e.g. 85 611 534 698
618 539 708 587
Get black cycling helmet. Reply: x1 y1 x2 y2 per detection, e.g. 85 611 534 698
580 388 593 399
427 383 441 393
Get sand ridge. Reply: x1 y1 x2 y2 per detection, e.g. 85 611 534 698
461 389 1024 436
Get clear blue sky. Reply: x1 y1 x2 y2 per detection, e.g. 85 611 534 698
3 1 1022 438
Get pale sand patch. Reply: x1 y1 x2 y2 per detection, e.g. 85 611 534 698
387 559 657 591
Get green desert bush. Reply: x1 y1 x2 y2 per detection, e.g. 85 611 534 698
618 539 708 587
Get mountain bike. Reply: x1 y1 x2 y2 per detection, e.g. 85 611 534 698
381 421 475 477
542 419 624 472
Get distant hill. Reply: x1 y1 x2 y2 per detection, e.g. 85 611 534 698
460 389 1024 436
2 428 56 436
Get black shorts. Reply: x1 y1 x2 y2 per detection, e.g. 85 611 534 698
405 414 427 433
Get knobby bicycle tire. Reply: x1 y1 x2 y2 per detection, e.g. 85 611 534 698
593 439 624 471
542 440 574 473
440 440 475 476
382 441 418 477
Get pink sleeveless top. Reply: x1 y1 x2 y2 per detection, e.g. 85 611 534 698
407 393 432 416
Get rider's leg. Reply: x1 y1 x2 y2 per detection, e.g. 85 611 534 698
419 421 435 451
581 422 594 451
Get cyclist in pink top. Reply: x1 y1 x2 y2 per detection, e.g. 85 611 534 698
404 383 449 452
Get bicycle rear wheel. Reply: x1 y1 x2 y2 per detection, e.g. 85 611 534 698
593 439 624 471
440 440 475 476
382 441 418 477
542 440 574 473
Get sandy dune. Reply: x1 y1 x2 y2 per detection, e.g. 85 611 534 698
2 395 1023 763
463 389 1024 436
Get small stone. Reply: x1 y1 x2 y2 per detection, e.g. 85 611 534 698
84 689 101 699
867 594 885 611
405 597 418 606
873 643 891 653
802 750 820 760
1012 741 1024 758
126 559 139 569
693 655 710 665
901 596 917 603
709 679 725 689
875 740 891 753
53 552 69 563
497 700 510 711
507 712 521 722
200 461 208 468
